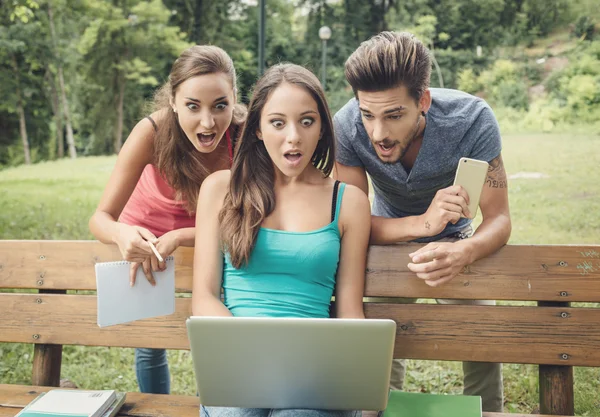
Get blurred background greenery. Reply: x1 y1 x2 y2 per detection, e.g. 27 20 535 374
1 0 599 166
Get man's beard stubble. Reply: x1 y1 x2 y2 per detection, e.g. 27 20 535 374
375 113 423 164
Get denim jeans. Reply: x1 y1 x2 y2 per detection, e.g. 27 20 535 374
201 406 361 417
135 348 170 394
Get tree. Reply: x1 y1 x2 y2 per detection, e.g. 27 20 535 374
0 0 44 165
403 15 449 88
46 0 76 158
78 0 190 153
430 0 506 50
522 0 571 37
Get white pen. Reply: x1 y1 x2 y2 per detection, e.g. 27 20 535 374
148 240 164 262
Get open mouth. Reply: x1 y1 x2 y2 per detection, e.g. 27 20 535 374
377 142 396 155
197 133 216 146
284 150 303 164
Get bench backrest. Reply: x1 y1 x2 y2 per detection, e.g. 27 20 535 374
2 240 600 367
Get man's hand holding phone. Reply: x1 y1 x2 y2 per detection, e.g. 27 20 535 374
418 185 471 237
409 157 489 286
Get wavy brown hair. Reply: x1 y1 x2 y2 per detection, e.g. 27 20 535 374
219 64 335 268
153 45 246 212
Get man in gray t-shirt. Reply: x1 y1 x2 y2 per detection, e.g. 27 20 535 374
334 32 511 412
336 88 502 242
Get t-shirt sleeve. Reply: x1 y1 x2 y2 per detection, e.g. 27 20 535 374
467 105 502 163
333 112 364 167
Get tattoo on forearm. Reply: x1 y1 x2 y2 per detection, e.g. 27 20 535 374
486 155 508 188
425 221 431 229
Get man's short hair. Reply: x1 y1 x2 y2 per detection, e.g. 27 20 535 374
345 31 432 102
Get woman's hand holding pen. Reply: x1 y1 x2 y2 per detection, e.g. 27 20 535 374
135 230 181 286
151 230 180 266
113 224 156 262
113 224 162 286
113 225 181 287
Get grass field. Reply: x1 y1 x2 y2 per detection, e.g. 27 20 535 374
1 133 599 415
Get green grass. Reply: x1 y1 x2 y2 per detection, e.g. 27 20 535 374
482 133 600 244
0 156 113 240
1 133 599 415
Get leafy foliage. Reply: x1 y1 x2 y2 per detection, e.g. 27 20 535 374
0 0 597 166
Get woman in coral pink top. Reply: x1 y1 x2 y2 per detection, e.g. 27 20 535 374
89 45 246 395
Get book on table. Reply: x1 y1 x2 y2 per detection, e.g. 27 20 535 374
382 391 482 417
15 389 126 417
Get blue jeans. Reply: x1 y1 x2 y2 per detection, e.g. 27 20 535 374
135 348 170 394
201 406 361 417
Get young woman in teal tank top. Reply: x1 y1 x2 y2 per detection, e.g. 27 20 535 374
192 64 371 417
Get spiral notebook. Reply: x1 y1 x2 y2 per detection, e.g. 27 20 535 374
95 256 175 327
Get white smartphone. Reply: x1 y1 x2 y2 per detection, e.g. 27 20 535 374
453 157 489 219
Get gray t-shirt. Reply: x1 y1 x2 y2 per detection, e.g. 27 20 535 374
334 88 502 242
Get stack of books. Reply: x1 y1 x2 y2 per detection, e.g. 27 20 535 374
16 389 126 417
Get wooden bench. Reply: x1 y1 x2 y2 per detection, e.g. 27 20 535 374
1 240 599 417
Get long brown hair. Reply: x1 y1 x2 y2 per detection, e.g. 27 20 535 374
345 31 431 102
219 64 335 268
153 45 246 212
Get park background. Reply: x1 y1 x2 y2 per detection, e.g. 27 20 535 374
1 0 599 414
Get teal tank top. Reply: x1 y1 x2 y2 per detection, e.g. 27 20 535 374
222 182 346 318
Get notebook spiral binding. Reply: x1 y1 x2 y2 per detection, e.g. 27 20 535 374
97 255 174 266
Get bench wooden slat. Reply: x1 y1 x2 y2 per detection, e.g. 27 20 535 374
0 293 191 350
0 384 199 417
0 240 194 293
2 241 600 302
366 244 600 302
0 385 569 417
365 303 600 367
3 293 600 367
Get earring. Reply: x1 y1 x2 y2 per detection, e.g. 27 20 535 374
173 108 177 114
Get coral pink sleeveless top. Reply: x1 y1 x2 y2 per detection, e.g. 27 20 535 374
119 122 233 237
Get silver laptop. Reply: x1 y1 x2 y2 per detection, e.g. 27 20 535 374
186 316 396 411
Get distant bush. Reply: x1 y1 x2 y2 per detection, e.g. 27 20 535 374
494 99 600 134
457 68 481 95
479 59 520 86
493 80 530 110
573 15 596 40
460 41 600 132
523 61 543 84
458 60 529 109
544 42 600 123
433 48 492 89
